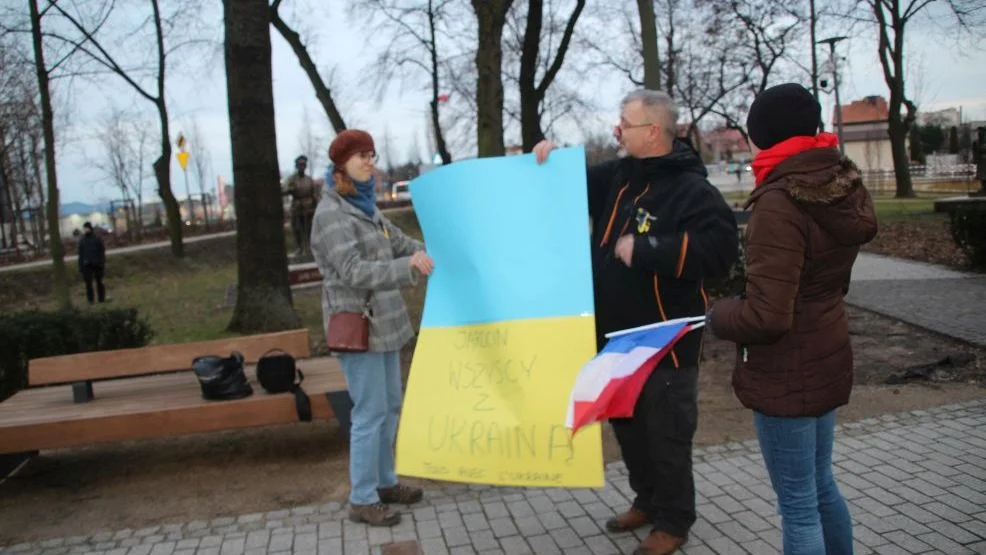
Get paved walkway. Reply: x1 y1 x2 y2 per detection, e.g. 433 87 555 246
0 232 237 274
3 399 985 555
848 252 986 347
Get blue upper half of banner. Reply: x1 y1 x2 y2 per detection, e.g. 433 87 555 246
409 146 594 328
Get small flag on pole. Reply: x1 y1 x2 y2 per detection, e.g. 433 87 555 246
565 316 705 435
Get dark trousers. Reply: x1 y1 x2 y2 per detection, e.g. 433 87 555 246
81 265 105 304
610 365 699 538
291 210 314 253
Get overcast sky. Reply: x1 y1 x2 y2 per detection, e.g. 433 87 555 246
52 0 986 204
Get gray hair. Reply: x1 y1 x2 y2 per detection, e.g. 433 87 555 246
621 89 679 141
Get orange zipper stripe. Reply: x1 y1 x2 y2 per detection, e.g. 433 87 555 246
675 232 689 278
600 184 629 247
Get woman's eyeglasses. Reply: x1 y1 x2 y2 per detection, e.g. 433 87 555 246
357 151 378 162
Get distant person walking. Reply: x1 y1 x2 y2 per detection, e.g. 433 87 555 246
78 222 106 304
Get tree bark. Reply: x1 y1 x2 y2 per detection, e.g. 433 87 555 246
472 0 513 157
224 0 301 333
270 0 347 133
427 0 452 164
518 0 585 151
872 0 916 198
519 0 544 151
30 0 71 309
637 0 660 91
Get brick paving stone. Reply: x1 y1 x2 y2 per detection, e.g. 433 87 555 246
467 530 498 552
496 536 530 555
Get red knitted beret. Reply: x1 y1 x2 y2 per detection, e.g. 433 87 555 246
329 130 375 167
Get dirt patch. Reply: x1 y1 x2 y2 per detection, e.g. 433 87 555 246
2 306 984 544
863 218 973 271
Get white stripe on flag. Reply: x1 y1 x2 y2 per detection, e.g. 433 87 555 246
565 346 660 427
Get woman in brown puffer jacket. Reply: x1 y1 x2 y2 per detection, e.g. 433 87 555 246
708 83 878 555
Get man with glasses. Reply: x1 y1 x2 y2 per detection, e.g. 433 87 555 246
282 155 320 256
534 90 738 555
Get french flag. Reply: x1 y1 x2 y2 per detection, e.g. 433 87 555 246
565 316 706 434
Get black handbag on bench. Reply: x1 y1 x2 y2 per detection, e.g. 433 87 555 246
256 349 312 422
191 351 254 401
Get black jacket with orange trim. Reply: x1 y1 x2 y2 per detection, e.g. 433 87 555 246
587 140 739 367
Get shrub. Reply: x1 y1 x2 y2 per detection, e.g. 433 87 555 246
0 308 154 401
949 205 986 269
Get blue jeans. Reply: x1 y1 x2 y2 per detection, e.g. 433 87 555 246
337 351 403 506
754 410 853 555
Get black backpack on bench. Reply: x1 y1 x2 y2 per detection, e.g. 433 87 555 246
256 349 312 422
191 351 254 401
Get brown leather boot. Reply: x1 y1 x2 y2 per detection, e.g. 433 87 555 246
349 502 401 527
377 483 424 505
633 531 687 555
604 506 651 533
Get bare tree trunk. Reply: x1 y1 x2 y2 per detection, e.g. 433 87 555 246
149 0 184 256
637 0 660 91
270 0 347 133
663 0 676 95
29 132 45 248
519 0 545 151
872 0 915 198
224 0 301 333
30 0 70 309
427 0 452 164
472 0 513 157
518 0 585 151
809 0 822 131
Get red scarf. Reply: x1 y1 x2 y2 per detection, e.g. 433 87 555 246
751 132 839 186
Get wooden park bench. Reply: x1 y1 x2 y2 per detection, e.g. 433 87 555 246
0 329 353 456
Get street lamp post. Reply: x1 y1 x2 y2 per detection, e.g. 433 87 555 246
818 36 848 156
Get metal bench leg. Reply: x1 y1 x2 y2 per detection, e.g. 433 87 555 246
0 450 37 481
326 391 354 440
72 381 94 403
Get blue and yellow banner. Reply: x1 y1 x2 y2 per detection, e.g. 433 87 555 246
394 147 604 488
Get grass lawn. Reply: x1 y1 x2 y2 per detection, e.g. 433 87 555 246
722 188 950 222
0 209 427 347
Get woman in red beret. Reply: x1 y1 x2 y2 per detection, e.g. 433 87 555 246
310 129 435 527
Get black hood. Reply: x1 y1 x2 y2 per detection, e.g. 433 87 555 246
621 139 708 184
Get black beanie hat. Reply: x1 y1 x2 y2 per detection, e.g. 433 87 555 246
746 83 821 150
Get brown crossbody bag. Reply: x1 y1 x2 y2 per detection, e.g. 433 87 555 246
326 291 372 352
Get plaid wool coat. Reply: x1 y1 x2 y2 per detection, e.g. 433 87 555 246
310 186 424 352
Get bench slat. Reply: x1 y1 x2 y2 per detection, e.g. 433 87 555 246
28 329 312 386
1 356 345 453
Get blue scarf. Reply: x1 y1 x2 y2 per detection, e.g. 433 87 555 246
327 166 376 217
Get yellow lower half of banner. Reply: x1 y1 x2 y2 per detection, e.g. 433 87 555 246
395 315 603 488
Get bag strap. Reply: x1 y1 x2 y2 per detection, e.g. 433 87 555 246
290 384 312 422
260 348 289 358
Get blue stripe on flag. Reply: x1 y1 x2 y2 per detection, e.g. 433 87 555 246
600 323 688 355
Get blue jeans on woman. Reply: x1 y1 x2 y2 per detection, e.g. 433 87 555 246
337 351 403 506
754 410 853 555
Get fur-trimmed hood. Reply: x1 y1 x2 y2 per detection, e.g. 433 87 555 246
746 148 878 246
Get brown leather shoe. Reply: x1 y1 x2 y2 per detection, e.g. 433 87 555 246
604 506 651 533
633 530 687 555
377 483 424 505
349 502 401 527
